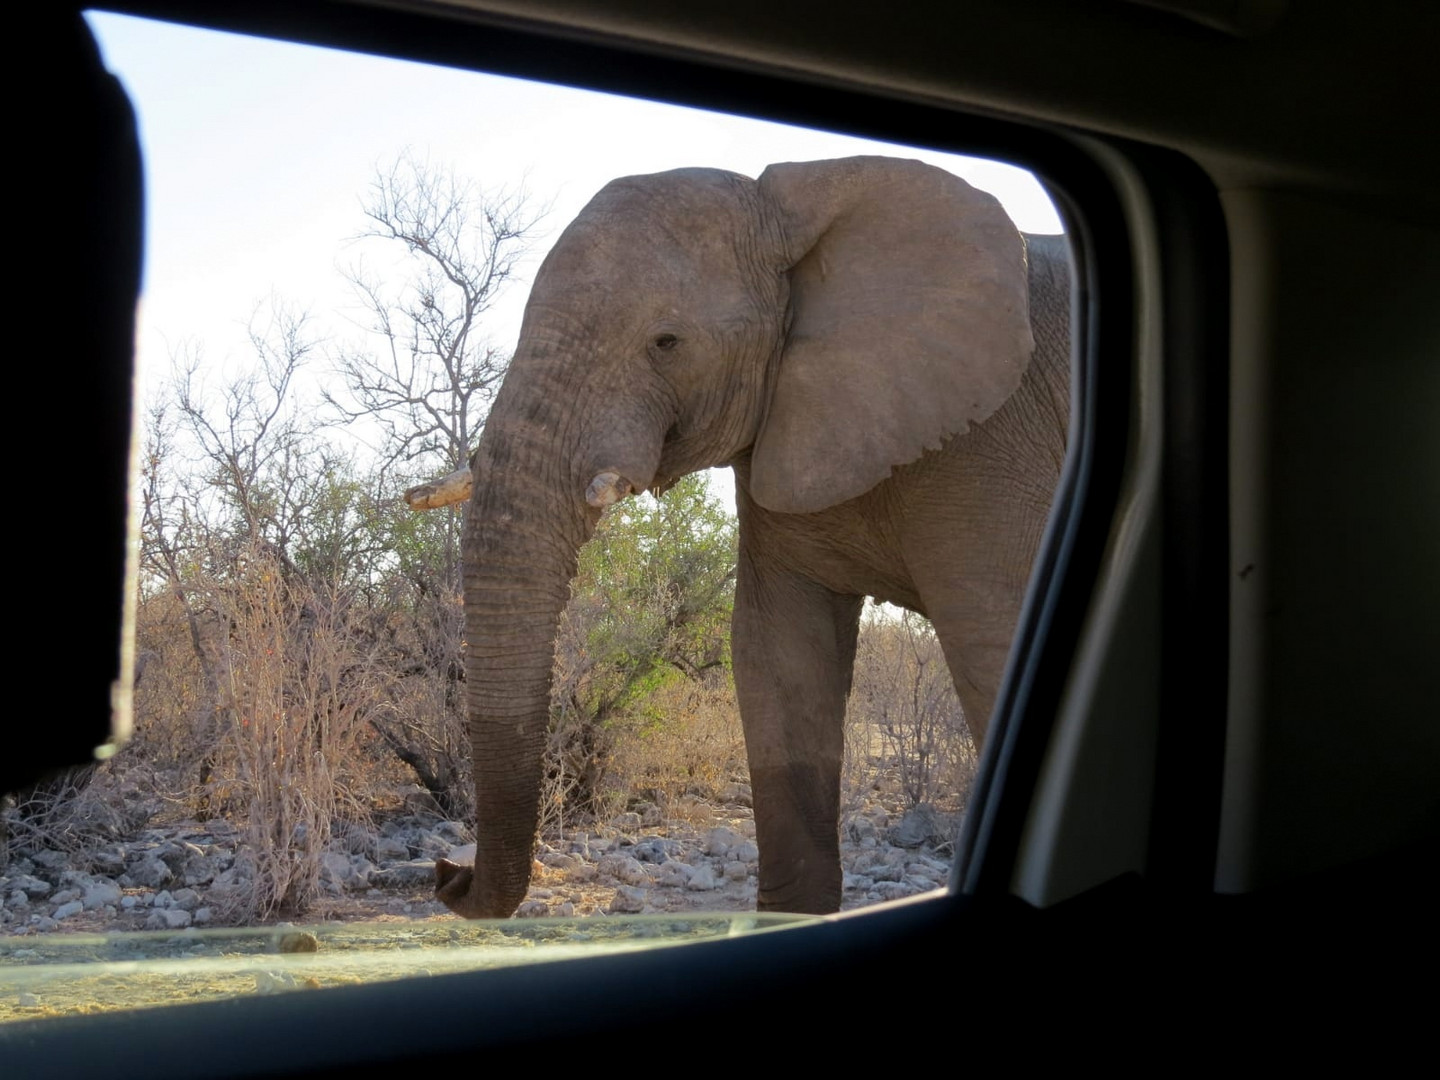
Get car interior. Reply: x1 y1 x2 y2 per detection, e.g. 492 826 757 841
5 0 1436 1068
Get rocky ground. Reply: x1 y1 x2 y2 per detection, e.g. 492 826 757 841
1 785 957 936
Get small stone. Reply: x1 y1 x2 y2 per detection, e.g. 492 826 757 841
888 805 947 849
90 848 127 876
375 837 411 862
9 875 50 898
630 837 682 864
871 880 921 901
17 993 40 1007
120 894 138 910
597 855 649 887
540 852 580 873
704 827 744 858
30 850 70 873
685 865 718 891
608 886 646 913
611 811 643 831
49 888 80 906
171 888 202 911
130 857 173 889
82 881 123 910
732 841 759 864
153 889 175 908
434 820 470 843
145 908 192 929
181 854 218 887
655 862 693 888
719 781 753 807
515 899 550 918
723 862 749 882
53 900 84 920
553 901 575 917
7 891 29 908
193 907 213 925
31 916 58 931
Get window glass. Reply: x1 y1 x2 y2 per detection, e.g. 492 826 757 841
1 12 1066 1021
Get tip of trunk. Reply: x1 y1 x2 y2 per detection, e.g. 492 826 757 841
435 857 526 919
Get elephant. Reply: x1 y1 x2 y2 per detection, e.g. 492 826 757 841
429 155 1070 918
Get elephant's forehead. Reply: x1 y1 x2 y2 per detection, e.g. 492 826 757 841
568 175 754 268
537 205 755 309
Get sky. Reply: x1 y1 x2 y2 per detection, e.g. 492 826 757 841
85 11 1063 509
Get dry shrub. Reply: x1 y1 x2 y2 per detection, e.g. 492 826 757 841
204 550 377 920
539 669 746 834
608 671 747 811
846 608 978 818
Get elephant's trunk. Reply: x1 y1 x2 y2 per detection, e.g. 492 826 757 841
436 360 595 919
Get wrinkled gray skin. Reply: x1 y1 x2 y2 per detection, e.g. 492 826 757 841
435 157 1070 918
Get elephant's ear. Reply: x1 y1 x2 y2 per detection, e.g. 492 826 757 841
750 156 1034 514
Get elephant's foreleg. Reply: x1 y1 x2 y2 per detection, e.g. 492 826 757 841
732 547 862 914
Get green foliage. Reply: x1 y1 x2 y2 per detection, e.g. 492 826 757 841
569 473 736 718
544 473 739 823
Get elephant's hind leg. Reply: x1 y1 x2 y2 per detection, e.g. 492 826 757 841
732 548 862 914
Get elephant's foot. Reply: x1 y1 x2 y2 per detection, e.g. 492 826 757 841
755 860 843 915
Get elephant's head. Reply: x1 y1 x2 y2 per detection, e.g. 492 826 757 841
436 156 1034 918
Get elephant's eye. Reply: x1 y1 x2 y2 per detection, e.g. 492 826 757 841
652 334 680 352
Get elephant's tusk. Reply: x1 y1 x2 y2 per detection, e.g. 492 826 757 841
586 471 634 509
403 466 473 510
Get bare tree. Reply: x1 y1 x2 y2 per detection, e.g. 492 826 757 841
328 153 545 480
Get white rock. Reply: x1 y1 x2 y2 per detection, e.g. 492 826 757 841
120 895 139 910
181 854 218 887
597 855 649 887
130 857 173 889
447 842 477 865
17 993 39 1007
871 880 920 901
655 862 694 888
49 888 80 906
540 852 580 873
723 862 749 882
685 865 718 891
53 901 84 920
82 881 123 910
31 916 58 931
732 841 759 864
553 902 575 917
608 886 646 914
153 889 175 908
515 899 550 918
611 811 643 831
704 827 745 857
9 875 50 898
375 836 411 862
145 908 193 930
719 781 753 806
171 888 202 911
193 907 213 924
